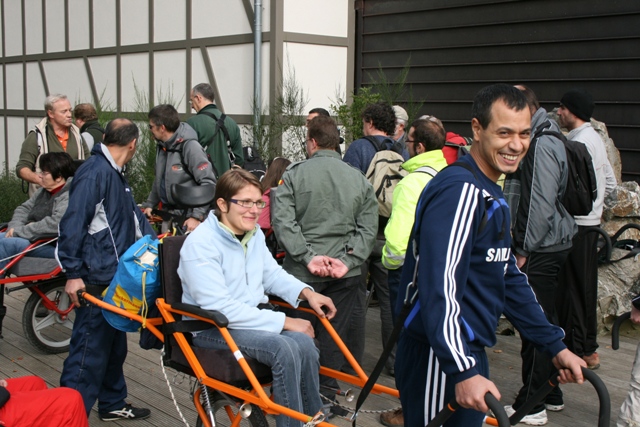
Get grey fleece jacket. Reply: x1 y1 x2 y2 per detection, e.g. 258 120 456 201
504 108 577 256
142 122 216 221
8 178 73 240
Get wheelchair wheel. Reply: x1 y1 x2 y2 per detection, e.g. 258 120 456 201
22 279 75 354
195 389 269 427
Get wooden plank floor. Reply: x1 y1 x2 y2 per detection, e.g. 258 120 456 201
1 287 638 427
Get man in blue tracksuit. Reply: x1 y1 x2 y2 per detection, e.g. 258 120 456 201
395 84 586 427
57 119 155 421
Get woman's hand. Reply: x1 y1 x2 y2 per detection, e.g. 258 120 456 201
300 288 337 320
4 228 14 238
283 317 315 338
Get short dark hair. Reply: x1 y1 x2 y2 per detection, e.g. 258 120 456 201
410 119 446 152
262 157 292 192
472 84 528 129
149 104 180 133
39 152 76 180
515 85 540 112
104 118 139 147
214 169 262 219
73 103 98 121
308 116 340 150
192 83 216 103
362 102 396 136
308 107 330 117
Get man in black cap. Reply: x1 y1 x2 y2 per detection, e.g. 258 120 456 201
556 89 616 371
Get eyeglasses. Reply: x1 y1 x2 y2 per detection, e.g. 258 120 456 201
38 171 52 177
229 199 267 209
406 139 419 144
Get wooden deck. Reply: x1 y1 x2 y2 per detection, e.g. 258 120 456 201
1 286 638 427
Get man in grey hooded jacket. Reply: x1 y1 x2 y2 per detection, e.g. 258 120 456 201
142 104 216 232
503 85 578 425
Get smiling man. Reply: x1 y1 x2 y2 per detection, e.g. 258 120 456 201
394 84 586 427
16 94 90 196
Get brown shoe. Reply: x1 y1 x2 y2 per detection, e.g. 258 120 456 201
583 352 600 370
380 408 404 426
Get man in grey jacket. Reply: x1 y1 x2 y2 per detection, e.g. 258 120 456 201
272 116 378 409
503 85 578 425
142 104 216 232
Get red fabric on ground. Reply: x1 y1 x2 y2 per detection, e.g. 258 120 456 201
0 376 88 427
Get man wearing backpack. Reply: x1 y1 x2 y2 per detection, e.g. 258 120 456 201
379 117 448 427
343 102 409 373
187 83 244 176
16 94 91 196
58 118 155 420
74 103 104 150
141 104 216 232
502 85 578 425
556 89 617 371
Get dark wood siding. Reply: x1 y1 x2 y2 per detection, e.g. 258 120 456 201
355 0 640 182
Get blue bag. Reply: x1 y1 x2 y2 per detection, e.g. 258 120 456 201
102 235 161 332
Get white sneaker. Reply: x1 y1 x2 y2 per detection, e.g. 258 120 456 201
544 403 564 412
504 405 548 426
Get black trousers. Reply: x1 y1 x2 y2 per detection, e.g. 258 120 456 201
557 226 599 357
513 249 570 414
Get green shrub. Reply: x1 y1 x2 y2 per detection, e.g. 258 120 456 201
0 168 29 222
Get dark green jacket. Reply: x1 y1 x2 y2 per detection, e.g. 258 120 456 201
187 104 243 176
272 150 378 283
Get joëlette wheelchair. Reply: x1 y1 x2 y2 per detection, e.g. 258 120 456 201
0 224 73 354
83 238 399 427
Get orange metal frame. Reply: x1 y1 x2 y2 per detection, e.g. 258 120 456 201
82 293 399 427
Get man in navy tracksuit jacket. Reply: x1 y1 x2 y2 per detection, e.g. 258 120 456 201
395 84 586 427
58 119 155 420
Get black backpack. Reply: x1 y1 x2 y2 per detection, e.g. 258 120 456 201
533 121 597 216
199 111 236 175
242 146 267 180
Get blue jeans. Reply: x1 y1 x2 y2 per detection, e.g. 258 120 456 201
0 232 56 274
60 299 128 415
193 328 322 427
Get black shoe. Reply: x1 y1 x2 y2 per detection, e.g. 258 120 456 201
99 404 151 421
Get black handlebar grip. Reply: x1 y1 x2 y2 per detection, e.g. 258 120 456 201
612 311 631 350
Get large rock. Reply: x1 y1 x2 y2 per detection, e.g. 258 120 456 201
597 249 640 333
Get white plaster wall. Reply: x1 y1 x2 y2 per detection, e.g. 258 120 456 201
69 0 90 51
121 53 150 112
45 0 66 52
283 0 348 37
0 67 3 109
192 0 252 38
283 43 347 113
26 62 47 110
154 0 186 43
0 120 5 166
122 0 150 46
42 58 92 103
5 64 24 110
4 4 23 57
154 50 187 110
24 0 44 55
93 0 117 49
7 117 26 168
89 55 118 108
206 43 270 115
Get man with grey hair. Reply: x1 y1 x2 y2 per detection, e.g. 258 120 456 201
392 105 409 150
16 94 90 195
187 83 243 176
